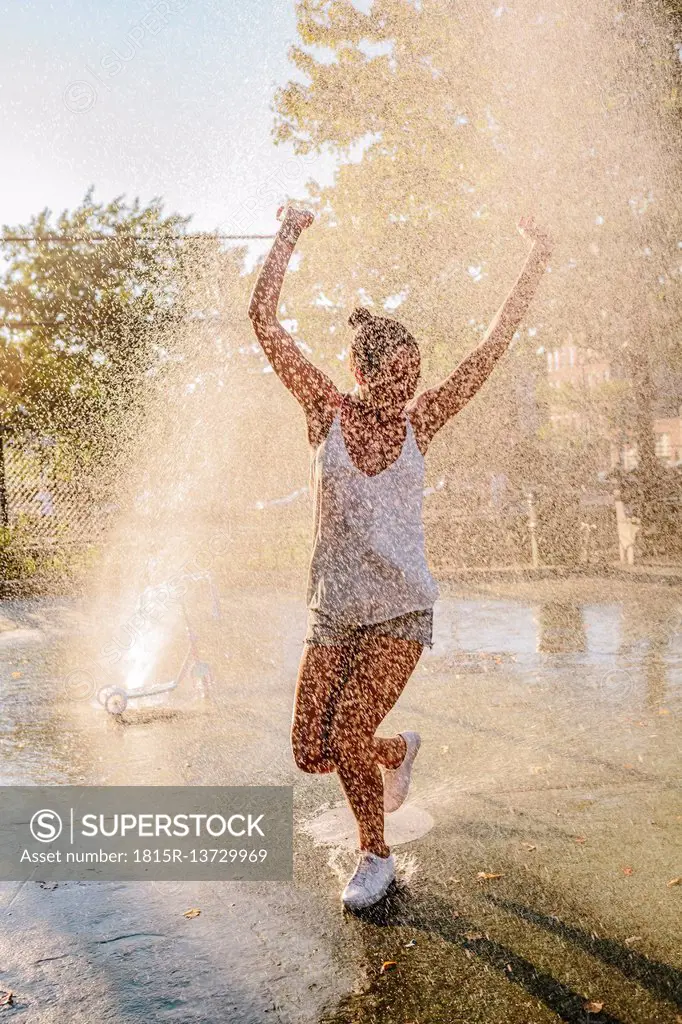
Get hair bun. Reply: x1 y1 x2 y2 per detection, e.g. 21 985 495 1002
348 306 374 328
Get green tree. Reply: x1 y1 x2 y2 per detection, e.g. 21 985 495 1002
0 189 191 449
270 0 682 512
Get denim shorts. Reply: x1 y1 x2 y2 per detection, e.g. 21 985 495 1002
305 607 433 648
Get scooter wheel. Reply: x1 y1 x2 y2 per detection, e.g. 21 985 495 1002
104 688 128 715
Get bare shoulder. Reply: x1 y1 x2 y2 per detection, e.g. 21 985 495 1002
405 397 431 456
307 391 343 448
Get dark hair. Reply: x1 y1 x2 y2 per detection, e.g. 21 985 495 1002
348 306 419 378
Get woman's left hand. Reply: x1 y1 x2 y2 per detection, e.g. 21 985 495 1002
518 215 554 253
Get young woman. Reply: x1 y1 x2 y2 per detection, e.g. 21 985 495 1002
248 206 553 910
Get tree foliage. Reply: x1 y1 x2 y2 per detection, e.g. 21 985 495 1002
268 0 682 488
0 189 191 448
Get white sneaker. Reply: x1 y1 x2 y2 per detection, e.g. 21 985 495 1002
383 731 421 813
341 852 396 910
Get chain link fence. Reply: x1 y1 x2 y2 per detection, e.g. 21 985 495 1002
0 432 112 584
1 432 679 589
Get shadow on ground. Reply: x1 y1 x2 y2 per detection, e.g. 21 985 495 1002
318 879 682 1024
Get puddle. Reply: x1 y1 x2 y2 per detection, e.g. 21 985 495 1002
300 801 435 850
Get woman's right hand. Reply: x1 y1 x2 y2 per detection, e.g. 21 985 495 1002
277 204 315 234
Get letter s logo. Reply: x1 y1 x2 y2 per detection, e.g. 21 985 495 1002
30 809 63 843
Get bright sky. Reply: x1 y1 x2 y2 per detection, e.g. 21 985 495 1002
0 0 339 244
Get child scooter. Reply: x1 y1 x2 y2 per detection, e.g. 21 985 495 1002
97 574 220 715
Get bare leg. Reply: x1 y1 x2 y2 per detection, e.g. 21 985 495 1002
291 642 353 774
374 734 407 769
327 636 423 857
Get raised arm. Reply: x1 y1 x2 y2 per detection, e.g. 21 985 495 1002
248 206 340 428
410 216 554 449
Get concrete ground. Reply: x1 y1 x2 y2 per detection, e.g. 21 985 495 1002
0 577 680 1023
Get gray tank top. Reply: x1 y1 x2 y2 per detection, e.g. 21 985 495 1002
306 409 440 624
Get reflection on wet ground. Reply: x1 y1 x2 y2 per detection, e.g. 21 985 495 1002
0 579 680 1022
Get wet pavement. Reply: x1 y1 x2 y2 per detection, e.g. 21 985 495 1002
0 577 680 1023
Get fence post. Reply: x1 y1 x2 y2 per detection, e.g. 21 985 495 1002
0 427 8 528
614 487 640 566
526 489 540 568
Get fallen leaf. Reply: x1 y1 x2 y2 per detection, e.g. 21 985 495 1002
183 908 201 919
452 911 461 919
584 1000 604 1013
464 932 485 941
571 799 595 812
667 877 681 887
477 872 503 880
380 960 397 973
623 763 634 769
622 866 634 876
575 836 587 844
657 708 670 715
624 936 642 945
0 991 12 1006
